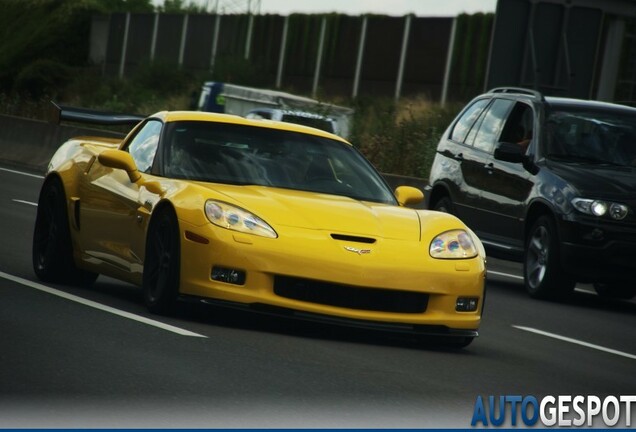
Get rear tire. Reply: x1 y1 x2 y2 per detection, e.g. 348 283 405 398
32 178 98 286
524 216 575 299
143 208 181 315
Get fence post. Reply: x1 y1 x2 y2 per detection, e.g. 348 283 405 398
395 14 412 100
597 18 625 101
210 13 221 73
245 13 255 60
352 15 368 99
150 12 159 62
276 15 289 88
178 14 189 68
118 12 131 79
441 17 457 106
312 16 327 98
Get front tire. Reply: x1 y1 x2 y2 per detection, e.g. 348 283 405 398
143 208 181 315
32 177 97 286
524 216 575 299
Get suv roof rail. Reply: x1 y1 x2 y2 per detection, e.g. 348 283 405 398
488 87 545 101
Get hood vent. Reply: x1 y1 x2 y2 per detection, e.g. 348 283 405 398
331 234 376 244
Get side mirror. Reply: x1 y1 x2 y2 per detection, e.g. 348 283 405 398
98 149 141 183
395 185 424 207
494 142 525 164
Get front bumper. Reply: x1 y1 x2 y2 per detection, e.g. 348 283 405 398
191 296 478 338
177 220 486 332
559 217 636 283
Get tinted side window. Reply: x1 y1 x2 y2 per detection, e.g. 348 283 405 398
471 99 514 153
127 120 162 173
500 102 534 154
450 98 490 143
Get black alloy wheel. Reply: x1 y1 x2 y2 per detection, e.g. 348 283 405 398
524 216 575 299
32 178 97 286
143 208 181 314
433 196 455 214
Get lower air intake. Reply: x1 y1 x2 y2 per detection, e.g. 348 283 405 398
274 276 428 313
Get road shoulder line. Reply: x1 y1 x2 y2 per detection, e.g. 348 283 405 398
0 270 207 338
0 167 45 179
513 325 635 360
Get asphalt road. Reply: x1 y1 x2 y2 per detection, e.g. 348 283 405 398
1 165 635 428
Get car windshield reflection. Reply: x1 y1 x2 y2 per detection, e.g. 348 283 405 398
162 121 396 204
546 108 636 167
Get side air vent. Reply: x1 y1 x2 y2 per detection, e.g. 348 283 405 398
330 234 376 244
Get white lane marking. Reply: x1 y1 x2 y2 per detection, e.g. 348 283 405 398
12 199 37 206
514 325 636 360
0 270 207 338
574 286 597 295
0 167 45 179
487 270 524 280
489 270 598 295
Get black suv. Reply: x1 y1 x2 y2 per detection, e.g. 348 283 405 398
426 87 636 300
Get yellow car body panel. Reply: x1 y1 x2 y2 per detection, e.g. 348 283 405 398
41 109 486 338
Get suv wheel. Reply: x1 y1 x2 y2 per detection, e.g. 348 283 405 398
433 196 455 214
524 216 575 299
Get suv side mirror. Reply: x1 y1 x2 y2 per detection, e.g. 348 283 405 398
494 142 525 163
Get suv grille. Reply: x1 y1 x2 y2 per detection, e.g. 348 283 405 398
273 276 428 313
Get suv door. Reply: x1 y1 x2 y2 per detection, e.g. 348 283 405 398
477 101 535 253
431 98 491 223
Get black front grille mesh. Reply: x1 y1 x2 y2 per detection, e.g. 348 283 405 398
274 276 428 313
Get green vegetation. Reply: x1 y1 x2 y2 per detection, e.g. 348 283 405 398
351 97 461 179
0 0 464 179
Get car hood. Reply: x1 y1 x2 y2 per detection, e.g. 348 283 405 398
547 160 636 197
209 185 421 241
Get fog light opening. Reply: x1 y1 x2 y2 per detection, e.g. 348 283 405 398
211 266 246 285
456 297 479 312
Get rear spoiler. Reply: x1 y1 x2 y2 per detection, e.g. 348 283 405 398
49 101 146 126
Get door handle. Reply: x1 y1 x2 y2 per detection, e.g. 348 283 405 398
484 162 494 172
453 153 464 162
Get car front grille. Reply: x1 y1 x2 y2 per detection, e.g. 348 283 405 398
273 276 428 313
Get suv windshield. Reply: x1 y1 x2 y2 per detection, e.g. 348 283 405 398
546 105 636 167
161 121 396 204
281 113 335 133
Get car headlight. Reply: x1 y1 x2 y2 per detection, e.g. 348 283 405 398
571 198 630 220
430 230 478 259
205 200 277 238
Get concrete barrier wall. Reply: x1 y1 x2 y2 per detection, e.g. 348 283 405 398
0 113 428 207
0 114 125 173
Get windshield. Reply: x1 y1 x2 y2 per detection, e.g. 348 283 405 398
161 121 396 204
546 106 636 167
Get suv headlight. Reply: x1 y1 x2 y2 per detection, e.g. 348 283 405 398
430 230 478 259
205 200 277 238
571 198 630 220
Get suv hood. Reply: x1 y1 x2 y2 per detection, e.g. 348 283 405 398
547 160 636 197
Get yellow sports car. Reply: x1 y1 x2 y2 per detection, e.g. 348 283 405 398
33 105 486 347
